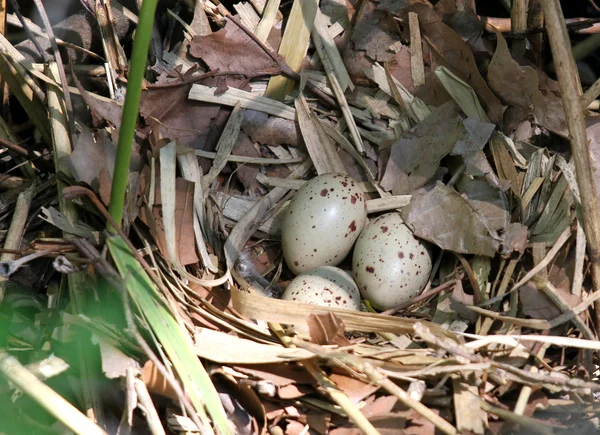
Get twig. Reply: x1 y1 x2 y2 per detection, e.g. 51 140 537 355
194 149 304 164
582 76 600 109
380 279 458 316
0 183 34 302
7 0 47 60
478 15 600 34
291 336 458 435
32 0 74 138
480 400 554 435
0 351 108 435
480 227 571 307
540 0 600 334
511 0 528 55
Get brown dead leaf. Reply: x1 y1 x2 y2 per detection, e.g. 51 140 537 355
434 0 481 42
351 1 399 63
139 176 199 266
381 101 462 195
139 69 230 172
487 31 566 137
68 126 115 189
329 373 380 404
403 182 500 257
457 178 508 233
307 312 352 346
72 71 122 134
278 383 313 400
242 110 301 147
189 19 278 87
142 360 177 400
232 132 261 192
389 45 452 108
520 257 582 327
233 364 315 387
503 223 529 255
406 3 504 123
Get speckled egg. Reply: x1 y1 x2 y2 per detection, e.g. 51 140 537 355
281 266 361 311
352 213 432 310
282 173 367 275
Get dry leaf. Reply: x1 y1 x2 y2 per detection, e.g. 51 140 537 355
381 101 462 195
403 182 500 257
487 30 566 137
139 176 199 266
406 3 504 123
189 19 277 79
242 109 301 146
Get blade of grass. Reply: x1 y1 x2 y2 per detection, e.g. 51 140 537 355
108 0 159 227
107 235 232 435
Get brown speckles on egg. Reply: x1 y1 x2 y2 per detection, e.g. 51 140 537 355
352 212 432 310
282 174 367 274
351 196 357 204
349 220 357 232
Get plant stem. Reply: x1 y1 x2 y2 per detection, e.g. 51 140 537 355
540 0 600 334
108 0 158 228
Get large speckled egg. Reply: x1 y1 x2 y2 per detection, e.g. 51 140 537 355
352 213 432 310
282 173 367 274
281 266 361 311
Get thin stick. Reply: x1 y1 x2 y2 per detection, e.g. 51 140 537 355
7 0 46 60
32 0 73 137
0 352 107 435
540 0 600 333
582 76 600 109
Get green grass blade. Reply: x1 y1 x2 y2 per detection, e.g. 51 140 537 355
107 235 232 435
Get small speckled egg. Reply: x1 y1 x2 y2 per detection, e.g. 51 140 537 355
282 173 367 274
281 266 361 311
352 213 432 310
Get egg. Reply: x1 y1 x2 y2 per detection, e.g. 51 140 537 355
282 173 367 274
352 213 432 310
281 266 361 311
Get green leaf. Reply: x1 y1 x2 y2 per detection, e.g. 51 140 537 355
107 235 232 435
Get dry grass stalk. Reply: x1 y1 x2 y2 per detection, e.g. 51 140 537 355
265 0 318 100
408 12 425 87
540 0 600 332
254 0 281 43
294 92 346 174
189 83 296 119
0 184 34 302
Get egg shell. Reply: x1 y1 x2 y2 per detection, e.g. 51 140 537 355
281 266 361 311
352 212 432 310
282 173 367 275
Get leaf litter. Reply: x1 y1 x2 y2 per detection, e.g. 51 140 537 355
3 0 600 434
